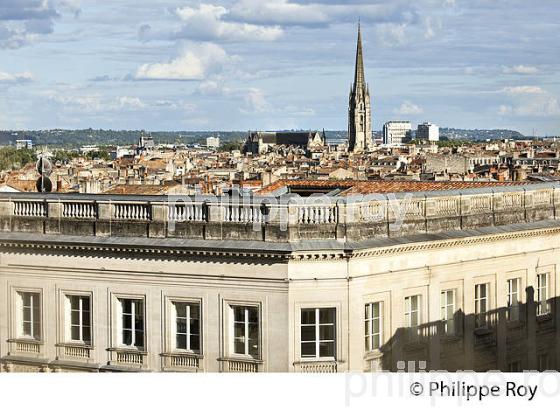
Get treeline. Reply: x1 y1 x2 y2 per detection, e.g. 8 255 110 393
0 147 36 171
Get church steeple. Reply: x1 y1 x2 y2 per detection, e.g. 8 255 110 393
354 22 365 93
348 23 373 153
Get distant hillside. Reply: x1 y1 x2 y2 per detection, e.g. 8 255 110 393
440 128 525 140
0 128 527 148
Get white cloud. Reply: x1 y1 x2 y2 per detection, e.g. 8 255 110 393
134 43 230 81
118 96 145 110
0 0 81 48
241 88 271 113
394 101 423 115
501 86 545 95
424 17 435 40
175 4 282 42
0 71 33 83
44 91 146 113
229 0 411 27
502 65 539 75
376 23 407 47
196 80 231 96
498 97 560 117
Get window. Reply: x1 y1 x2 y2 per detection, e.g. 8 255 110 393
118 298 144 349
440 290 456 335
231 305 259 358
538 353 549 372
507 278 520 322
17 292 41 340
172 301 200 353
66 295 91 344
404 295 421 328
475 284 489 328
365 302 382 351
301 308 336 359
508 360 521 372
537 273 550 316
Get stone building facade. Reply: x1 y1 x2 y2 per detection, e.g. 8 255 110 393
1 182 560 372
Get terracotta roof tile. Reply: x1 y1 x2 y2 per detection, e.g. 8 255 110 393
256 179 531 195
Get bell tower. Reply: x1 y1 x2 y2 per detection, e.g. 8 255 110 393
348 23 373 152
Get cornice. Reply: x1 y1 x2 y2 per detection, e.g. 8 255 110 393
1 223 559 263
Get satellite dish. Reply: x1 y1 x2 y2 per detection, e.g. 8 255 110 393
36 157 53 176
36 176 53 193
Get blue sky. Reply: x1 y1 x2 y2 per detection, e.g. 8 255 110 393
0 0 559 135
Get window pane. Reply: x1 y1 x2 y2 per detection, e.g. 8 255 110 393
234 322 244 338
319 342 335 358
248 307 258 324
372 334 380 349
82 310 91 327
122 299 131 313
233 307 244 322
190 335 200 352
301 342 315 357
83 326 91 344
33 321 41 339
234 338 245 354
301 309 315 325
134 330 144 348
122 329 132 345
190 319 200 335
71 325 80 340
319 308 335 324
23 306 31 322
71 310 80 325
249 338 259 357
177 318 187 334
248 323 259 342
319 324 335 341
70 296 80 310
176 334 187 350
175 303 186 318
123 314 132 329
301 325 315 342
190 304 200 320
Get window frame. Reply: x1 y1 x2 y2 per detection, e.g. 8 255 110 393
169 298 202 354
300 307 337 360
224 301 262 360
16 290 42 341
474 283 490 329
506 278 521 322
537 273 551 316
440 289 456 335
64 293 93 346
364 302 382 352
113 295 147 351
404 294 422 329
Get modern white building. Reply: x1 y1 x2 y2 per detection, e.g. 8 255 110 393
383 121 412 145
417 122 440 142
1 181 560 373
15 140 33 150
206 137 220 149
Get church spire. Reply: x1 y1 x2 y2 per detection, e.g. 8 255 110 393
353 22 365 92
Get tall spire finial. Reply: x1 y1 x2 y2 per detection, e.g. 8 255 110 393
354 21 365 92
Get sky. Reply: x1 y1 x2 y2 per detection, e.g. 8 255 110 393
0 0 559 135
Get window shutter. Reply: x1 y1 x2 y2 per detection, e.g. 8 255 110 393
15 292 23 338
170 302 177 351
116 299 123 346
64 296 71 341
